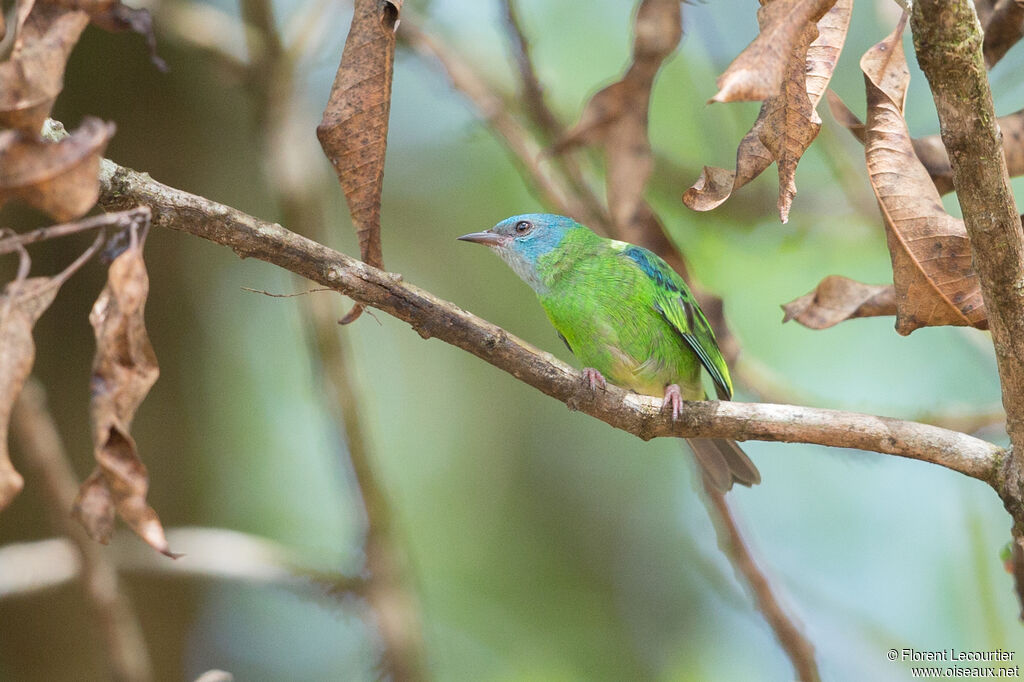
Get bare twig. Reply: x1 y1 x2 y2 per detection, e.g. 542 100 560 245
500 0 562 141
92 158 1005 484
11 379 153 682
910 0 1024 611
499 0 609 227
0 207 149 256
703 480 820 682
0 528 364 599
397 16 608 231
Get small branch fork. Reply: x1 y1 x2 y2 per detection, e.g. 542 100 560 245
94 160 1006 487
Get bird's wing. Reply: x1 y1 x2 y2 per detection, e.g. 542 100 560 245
620 245 733 400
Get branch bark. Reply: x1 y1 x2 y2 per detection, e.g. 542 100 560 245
909 0 1024 613
910 2 1024 514
90 155 1004 486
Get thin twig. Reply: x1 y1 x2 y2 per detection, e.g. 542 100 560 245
702 479 820 682
397 16 606 231
0 208 148 256
91 158 1005 484
499 0 610 228
10 378 153 682
500 0 562 141
240 286 333 297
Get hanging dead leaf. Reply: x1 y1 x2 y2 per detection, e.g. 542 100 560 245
0 238 100 511
72 228 174 555
830 94 1024 197
711 0 837 103
0 117 115 221
0 2 90 132
861 14 986 334
782 276 896 329
554 0 680 237
685 0 851 218
51 0 166 70
317 0 402 323
759 21 819 222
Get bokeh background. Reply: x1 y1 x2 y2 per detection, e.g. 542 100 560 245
2 0 1024 679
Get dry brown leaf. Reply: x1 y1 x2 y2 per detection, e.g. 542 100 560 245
73 229 174 555
684 0 851 218
0 2 90 132
0 117 115 220
711 0 838 103
782 275 896 329
861 14 986 334
317 0 402 323
760 20 819 222
0 239 100 510
555 0 680 234
51 0 166 70
829 95 1024 197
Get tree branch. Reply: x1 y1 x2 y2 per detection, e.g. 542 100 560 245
910 0 1024 611
89 154 1004 485
703 481 819 682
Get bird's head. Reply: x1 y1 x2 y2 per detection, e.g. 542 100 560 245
458 214 579 291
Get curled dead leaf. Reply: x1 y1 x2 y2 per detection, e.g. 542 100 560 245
0 238 100 510
831 94 1024 196
782 275 896 329
0 2 90 132
72 227 174 555
317 0 403 323
685 0 851 220
861 15 986 334
0 117 115 220
711 0 838 103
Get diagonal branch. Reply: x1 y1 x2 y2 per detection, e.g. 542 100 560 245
91 155 1004 486
703 480 819 682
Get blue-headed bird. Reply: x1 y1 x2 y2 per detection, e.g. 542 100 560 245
459 213 760 491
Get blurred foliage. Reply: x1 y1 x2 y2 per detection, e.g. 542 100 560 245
1 0 1023 680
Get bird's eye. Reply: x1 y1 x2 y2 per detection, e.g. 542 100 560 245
514 220 532 234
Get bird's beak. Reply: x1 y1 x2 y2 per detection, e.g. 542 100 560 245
457 230 507 247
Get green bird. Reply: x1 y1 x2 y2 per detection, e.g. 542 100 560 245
459 213 760 491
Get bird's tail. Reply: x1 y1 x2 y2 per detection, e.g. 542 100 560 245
686 438 761 492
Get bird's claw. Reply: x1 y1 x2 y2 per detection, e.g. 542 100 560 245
581 367 607 391
663 384 683 421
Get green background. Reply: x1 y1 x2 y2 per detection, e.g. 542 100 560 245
2 0 1023 679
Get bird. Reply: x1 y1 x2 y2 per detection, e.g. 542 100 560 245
458 213 760 491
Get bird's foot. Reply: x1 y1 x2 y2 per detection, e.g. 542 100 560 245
581 367 607 391
663 384 683 421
